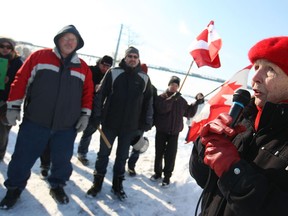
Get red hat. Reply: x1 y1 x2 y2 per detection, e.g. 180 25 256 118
248 36 288 75
141 63 148 73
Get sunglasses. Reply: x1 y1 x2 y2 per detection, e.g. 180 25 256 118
127 55 139 59
0 44 12 50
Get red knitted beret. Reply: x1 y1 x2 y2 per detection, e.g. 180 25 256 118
248 36 288 75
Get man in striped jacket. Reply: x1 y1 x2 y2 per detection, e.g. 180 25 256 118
0 25 94 209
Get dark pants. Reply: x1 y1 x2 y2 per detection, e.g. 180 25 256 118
4 119 77 190
0 103 12 160
95 126 139 177
128 149 140 169
154 131 179 178
77 122 97 156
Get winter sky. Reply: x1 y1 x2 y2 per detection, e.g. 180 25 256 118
2 0 288 81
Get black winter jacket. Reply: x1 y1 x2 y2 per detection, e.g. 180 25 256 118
190 99 288 216
93 59 153 132
154 90 199 135
89 64 105 87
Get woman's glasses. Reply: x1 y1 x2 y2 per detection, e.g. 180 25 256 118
0 44 12 50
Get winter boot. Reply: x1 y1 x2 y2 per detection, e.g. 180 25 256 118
111 175 127 201
150 173 162 182
49 186 69 204
87 173 104 197
161 176 170 188
127 167 136 177
0 188 22 210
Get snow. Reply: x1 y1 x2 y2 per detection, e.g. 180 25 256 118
0 122 203 216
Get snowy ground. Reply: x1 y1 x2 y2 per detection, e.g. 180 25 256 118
0 118 203 216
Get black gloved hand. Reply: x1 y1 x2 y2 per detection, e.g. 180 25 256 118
195 92 204 105
140 123 152 132
170 92 182 100
89 116 101 129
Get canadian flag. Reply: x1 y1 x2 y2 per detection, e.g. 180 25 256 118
186 65 252 142
190 20 222 68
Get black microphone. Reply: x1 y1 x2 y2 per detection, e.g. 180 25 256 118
229 89 251 128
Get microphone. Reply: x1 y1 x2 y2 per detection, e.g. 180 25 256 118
229 89 251 128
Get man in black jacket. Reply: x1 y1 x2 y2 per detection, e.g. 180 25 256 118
77 55 113 165
87 47 153 200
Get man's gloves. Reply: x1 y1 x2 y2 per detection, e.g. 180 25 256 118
202 134 240 177
170 92 181 100
75 115 89 132
195 92 204 105
6 109 21 126
200 113 246 177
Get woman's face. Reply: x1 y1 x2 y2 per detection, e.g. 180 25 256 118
251 59 288 108
0 42 13 56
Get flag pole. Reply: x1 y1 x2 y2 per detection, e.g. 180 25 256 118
178 60 194 93
203 83 224 98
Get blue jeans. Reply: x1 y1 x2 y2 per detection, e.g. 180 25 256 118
95 126 139 176
4 119 77 190
77 122 97 155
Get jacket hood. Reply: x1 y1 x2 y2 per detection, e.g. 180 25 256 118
53 25 84 51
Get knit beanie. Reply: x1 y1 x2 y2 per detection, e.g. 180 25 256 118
141 63 148 73
125 46 139 57
168 76 180 86
0 37 16 50
100 55 113 66
248 36 288 75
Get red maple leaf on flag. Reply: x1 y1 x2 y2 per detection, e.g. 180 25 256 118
189 20 222 68
186 65 252 142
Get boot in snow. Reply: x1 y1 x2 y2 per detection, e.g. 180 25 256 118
87 173 104 197
111 175 127 201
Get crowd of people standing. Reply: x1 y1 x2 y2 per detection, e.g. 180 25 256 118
1 23 287 216
0 25 203 209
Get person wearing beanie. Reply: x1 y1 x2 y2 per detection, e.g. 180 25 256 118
168 75 181 86
0 25 94 209
86 47 154 200
76 54 113 165
0 36 23 163
150 75 204 187
190 36 288 216
125 46 139 58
